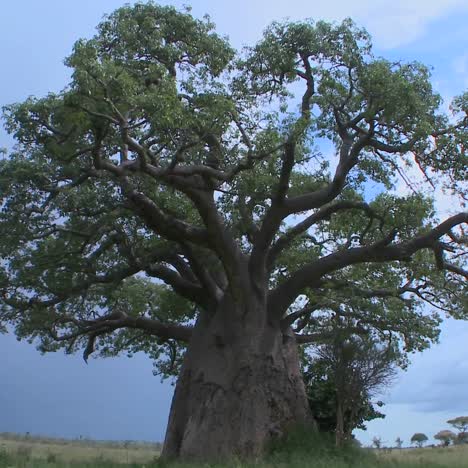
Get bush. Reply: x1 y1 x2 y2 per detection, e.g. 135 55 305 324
46 452 58 463
16 444 32 460
266 426 376 467
0 449 12 465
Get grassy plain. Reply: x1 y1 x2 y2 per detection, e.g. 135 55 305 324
1 432 468 467
0 433 160 466
382 444 468 467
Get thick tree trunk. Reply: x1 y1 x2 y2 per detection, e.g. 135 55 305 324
161 294 313 461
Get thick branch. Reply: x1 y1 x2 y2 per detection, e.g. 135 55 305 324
145 263 207 306
283 133 370 214
268 201 382 267
49 311 193 361
444 262 468 280
249 140 296 277
121 179 211 247
269 213 468 318
90 137 212 249
180 243 224 302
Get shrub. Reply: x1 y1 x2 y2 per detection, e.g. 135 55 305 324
16 444 32 460
0 449 11 465
46 452 58 463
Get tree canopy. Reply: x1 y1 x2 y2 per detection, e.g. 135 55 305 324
447 416 468 433
303 328 396 445
1 2 466 367
411 433 428 448
434 430 456 446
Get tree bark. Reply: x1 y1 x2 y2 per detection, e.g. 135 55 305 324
161 293 314 461
335 399 345 447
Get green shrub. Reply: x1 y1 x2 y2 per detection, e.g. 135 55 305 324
16 444 32 460
46 452 58 463
0 449 12 465
265 426 377 467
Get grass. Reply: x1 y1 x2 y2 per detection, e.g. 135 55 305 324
382 444 468 467
1 431 467 467
0 433 160 466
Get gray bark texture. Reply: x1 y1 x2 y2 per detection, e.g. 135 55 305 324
161 295 314 460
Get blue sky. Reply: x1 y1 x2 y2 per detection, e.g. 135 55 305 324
1 0 467 448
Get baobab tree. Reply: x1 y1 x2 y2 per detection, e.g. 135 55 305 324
0 3 467 461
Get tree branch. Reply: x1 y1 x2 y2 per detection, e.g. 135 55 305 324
145 263 206 306
283 132 370 214
269 213 468 319
49 311 193 362
268 201 383 267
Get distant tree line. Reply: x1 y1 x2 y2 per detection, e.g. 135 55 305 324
373 415 468 450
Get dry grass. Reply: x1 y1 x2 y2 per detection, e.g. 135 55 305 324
1 432 468 467
382 444 468 467
0 434 160 465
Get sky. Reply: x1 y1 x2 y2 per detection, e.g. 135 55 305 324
0 0 467 448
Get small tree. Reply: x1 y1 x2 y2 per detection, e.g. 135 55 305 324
447 417 468 434
434 430 456 447
411 433 428 448
456 432 468 445
372 436 382 449
395 437 403 449
304 350 387 437
305 328 397 447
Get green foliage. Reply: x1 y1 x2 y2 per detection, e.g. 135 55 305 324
410 433 428 448
303 332 396 446
265 426 380 467
434 430 456 446
303 350 386 435
0 2 466 384
447 416 468 433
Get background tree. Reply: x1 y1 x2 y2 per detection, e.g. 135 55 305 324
304 356 386 436
372 436 382 449
1 2 467 461
411 433 428 448
434 430 456 447
303 325 397 446
395 437 403 449
447 416 468 434
456 432 468 445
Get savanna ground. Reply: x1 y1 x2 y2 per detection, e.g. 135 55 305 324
1 432 468 468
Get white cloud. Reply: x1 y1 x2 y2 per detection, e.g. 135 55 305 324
187 0 468 50
356 0 468 49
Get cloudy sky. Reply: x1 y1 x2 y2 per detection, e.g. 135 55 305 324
1 0 467 447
